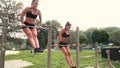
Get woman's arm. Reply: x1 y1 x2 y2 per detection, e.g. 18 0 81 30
20 7 30 24
38 10 42 26
58 29 64 42
69 31 72 44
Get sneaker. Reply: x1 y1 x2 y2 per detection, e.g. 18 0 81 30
36 48 43 52
71 66 76 68
34 48 38 53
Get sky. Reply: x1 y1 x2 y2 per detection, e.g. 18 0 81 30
17 0 120 30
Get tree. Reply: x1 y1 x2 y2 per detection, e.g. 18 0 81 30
104 27 119 34
84 27 96 44
78 33 87 51
109 29 120 45
79 34 87 44
91 29 109 44
0 0 23 22
0 0 23 33
0 0 24 49
37 29 48 50
44 20 62 40
7 37 25 50
0 0 23 34
71 30 76 44
36 20 62 50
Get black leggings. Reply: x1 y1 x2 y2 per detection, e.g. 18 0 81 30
59 42 68 48
22 22 35 29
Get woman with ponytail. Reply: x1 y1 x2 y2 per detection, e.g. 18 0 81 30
20 0 42 53
58 22 76 68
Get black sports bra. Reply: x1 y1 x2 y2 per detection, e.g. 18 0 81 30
62 32 70 37
26 9 38 19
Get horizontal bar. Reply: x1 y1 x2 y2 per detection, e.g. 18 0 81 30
8 23 48 29
22 25 48 29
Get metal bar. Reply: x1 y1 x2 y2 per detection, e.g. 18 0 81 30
22 25 48 29
0 18 8 68
103 50 115 68
47 25 52 68
76 27 80 68
8 23 49 29
107 50 111 68
95 42 99 68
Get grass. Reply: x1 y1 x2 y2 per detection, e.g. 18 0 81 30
5 50 120 68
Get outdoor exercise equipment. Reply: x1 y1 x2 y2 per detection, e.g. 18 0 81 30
0 17 8 68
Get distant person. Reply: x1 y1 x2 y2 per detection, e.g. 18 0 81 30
20 0 42 53
58 22 76 68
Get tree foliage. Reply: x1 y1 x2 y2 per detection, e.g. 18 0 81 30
71 30 76 44
0 0 23 22
37 29 48 50
36 20 62 49
79 34 87 44
43 20 62 40
104 27 119 34
0 0 23 35
91 29 109 44
84 27 96 44
0 0 24 49
109 29 120 45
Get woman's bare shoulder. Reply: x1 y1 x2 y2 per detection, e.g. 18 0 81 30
21 7 31 14
24 7 31 10
60 29 65 34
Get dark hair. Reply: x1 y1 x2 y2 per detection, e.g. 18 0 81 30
31 0 38 5
65 21 71 27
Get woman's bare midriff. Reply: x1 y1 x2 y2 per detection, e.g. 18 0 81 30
60 37 68 43
25 17 36 24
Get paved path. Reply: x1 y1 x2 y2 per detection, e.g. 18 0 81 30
4 50 33 68
5 50 20 55
5 60 33 68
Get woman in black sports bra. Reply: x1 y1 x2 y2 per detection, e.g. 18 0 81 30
58 22 76 68
20 0 42 53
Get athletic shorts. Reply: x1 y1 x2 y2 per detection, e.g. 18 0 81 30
59 42 68 48
22 22 35 29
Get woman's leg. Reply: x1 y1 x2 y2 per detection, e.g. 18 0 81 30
23 28 36 48
60 46 73 67
31 28 40 48
65 46 75 67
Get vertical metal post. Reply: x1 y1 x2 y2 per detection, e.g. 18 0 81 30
107 50 115 68
103 50 115 68
107 50 111 68
76 27 80 68
47 25 52 68
0 17 8 68
95 42 99 68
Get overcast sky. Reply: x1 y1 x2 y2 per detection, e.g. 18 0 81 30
17 0 120 30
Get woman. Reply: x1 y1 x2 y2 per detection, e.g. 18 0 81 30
58 22 76 68
20 0 42 53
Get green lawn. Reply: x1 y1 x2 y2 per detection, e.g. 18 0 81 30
5 50 120 68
